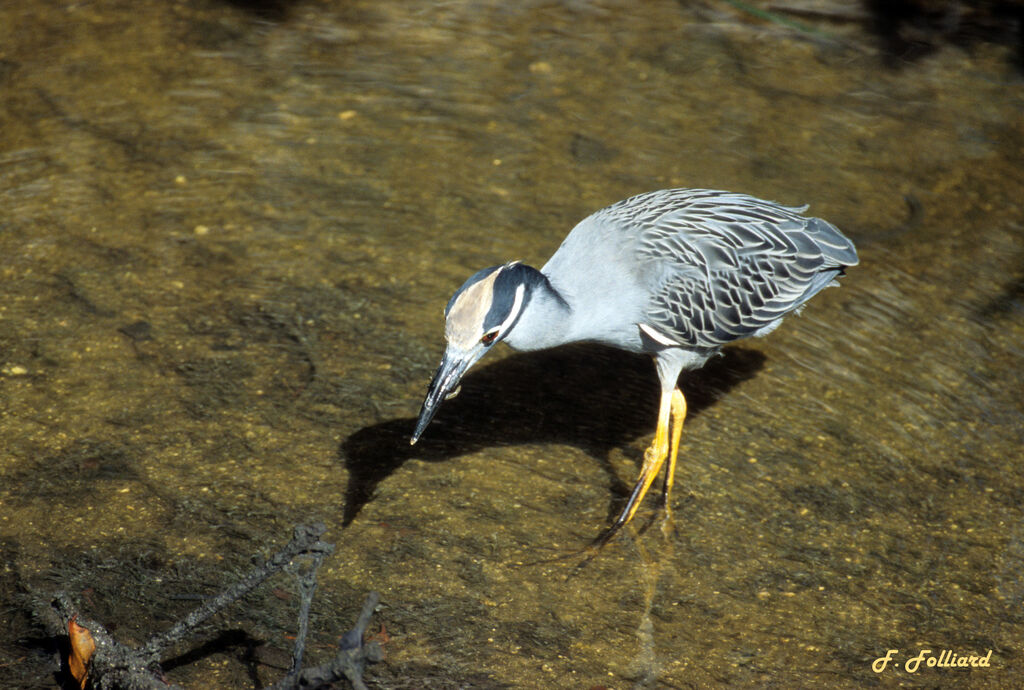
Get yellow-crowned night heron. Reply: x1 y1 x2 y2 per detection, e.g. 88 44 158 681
411 188 858 537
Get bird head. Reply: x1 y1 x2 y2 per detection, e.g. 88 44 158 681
411 262 527 444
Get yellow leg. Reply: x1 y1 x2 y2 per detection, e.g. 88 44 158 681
606 386 675 536
660 388 687 534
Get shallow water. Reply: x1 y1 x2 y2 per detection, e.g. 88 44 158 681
2 1 1023 687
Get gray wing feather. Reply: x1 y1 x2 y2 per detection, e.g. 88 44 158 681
598 189 858 348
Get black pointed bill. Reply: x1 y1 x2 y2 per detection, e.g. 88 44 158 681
410 346 483 445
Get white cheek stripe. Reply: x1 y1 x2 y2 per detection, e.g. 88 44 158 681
497 283 526 334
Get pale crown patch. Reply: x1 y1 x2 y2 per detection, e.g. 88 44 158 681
445 268 501 350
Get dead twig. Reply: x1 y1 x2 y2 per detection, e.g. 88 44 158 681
270 591 383 690
46 523 382 689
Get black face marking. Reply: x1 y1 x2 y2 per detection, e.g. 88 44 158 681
482 264 528 332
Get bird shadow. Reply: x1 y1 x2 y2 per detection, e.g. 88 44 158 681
338 344 765 527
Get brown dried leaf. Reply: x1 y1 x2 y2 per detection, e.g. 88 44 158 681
68 614 96 690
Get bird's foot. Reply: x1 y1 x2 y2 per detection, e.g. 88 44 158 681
657 477 678 538
659 509 677 539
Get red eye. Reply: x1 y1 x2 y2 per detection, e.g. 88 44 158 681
481 331 498 345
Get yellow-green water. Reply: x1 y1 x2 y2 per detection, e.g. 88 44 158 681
2 1 1022 687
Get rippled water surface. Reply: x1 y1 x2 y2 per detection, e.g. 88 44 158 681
2 1 1023 687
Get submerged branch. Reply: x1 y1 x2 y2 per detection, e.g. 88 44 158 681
139 523 334 661
45 523 381 689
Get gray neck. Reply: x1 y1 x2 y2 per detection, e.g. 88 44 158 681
502 265 573 352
